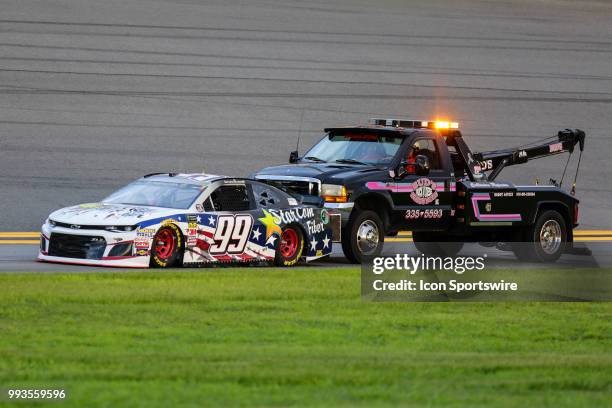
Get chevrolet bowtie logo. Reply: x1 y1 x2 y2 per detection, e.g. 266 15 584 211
70 224 80 229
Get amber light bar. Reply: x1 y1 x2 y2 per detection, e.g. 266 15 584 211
369 118 459 129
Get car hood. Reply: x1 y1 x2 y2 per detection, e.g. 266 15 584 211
255 162 383 183
48 203 181 226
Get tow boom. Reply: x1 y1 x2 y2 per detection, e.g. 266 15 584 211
472 129 586 182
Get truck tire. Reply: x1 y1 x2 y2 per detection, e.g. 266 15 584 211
513 210 567 263
412 231 464 257
511 241 535 262
342 210 384 263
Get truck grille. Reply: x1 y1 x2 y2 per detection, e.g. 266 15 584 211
48 233 106 259
259 178 320 196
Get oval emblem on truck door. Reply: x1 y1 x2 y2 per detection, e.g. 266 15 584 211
410 178 439 205
415 185 433 198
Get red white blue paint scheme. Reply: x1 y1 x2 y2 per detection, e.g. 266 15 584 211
38 174 333 268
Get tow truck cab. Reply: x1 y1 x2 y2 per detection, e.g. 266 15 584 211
254 119 584 263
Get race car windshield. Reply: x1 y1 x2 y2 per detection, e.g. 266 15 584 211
103 180 204 209
303 133 403 165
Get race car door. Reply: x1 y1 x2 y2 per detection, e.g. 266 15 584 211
199 181 263 261
390 136 454 231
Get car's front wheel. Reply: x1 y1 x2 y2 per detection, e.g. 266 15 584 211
150 224 183 268
342 210 384 263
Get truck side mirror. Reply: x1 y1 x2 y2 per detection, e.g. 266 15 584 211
394 156 430 179
289 150 299 163
415 155 430 176
394 160 408 179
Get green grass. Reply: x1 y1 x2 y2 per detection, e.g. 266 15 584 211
0 268 610 407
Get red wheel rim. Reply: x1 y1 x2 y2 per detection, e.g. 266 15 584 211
154 229 176 259
279 228 299 258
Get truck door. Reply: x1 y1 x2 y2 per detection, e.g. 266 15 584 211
389 137 454 231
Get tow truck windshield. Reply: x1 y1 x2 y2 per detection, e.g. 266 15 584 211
303 133 403 165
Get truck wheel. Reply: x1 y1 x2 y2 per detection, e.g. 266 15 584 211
412 232 464 257
514 210 567 263
511 240 535 262
342 210 384 263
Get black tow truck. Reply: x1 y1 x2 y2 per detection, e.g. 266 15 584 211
253 119 586 263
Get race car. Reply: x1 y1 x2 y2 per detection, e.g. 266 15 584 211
38 173 333 268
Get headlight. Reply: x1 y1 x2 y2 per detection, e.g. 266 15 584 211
321 184 348 203
105 225 137 232
108 242 134 257
47 218 56 227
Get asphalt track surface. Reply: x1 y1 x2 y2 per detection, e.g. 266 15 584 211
1 0 611 270
2 239 612 273
1 231 611 272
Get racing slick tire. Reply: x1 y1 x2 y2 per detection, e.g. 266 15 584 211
275 225 304 267
342 210 384 264
150 224 183 268
412 232 464 257
513 210 567 263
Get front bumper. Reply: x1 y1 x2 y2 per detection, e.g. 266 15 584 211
38 254 150 268
38 224 150 268
324 202 353 241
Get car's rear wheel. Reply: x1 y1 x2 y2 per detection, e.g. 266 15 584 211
150 224 183 268
275 226 304 267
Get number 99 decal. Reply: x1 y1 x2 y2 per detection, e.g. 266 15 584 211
209 215 254 255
